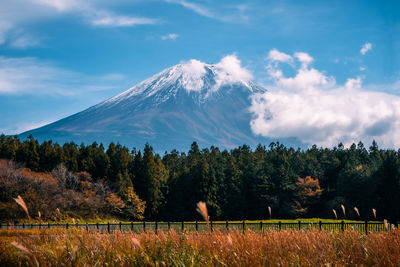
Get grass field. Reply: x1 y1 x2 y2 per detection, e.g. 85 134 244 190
1 228 399 266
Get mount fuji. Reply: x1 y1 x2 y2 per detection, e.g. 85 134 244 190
20 58 300 151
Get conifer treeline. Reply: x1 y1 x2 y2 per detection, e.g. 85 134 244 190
1 134 400 222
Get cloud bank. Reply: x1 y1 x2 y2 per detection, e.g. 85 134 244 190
250 49 400 148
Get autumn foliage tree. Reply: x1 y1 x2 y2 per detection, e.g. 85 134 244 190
294 176 322 216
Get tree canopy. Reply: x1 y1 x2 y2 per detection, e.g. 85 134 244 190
1 134 399 222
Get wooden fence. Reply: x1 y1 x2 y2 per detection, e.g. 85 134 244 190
1 221 397 235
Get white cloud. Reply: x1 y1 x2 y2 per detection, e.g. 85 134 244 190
34 1 159 28
215 54 253 88
0 0 159 48
0 56 126 95
180 59 207 91
360 42 372 55
294 52 313 68
91 14 158 27
250 49 400 148
268 49 293 63
161 33 179 40
164 0 250 22
177 54 253 92
345 76 362 90
165 0 214 18
31 0 82 12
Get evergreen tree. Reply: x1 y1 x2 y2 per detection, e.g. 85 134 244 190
138 144 168 219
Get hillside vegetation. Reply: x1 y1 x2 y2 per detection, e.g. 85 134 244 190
1 134 400 222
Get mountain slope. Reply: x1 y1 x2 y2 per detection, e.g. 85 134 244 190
20 59 300 151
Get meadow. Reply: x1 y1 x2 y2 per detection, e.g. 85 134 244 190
1 228 400 266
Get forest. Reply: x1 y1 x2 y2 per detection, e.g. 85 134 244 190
0 134 399 223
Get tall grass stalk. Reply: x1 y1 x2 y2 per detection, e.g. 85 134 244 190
13 196 30 220
196 201 209 226
354 207 360 218
341 205 346 217
332 209 337 219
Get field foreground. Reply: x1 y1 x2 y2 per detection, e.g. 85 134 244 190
1 228 400 266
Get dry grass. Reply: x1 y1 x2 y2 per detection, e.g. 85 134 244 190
1 228 400 266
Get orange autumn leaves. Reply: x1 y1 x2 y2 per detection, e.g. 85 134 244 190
296 176 323 198
294 176 322 215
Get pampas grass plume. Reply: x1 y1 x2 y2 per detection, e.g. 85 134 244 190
354 207 360 218
13 195 30 220
131 237 142 249
341 205 346 217
11 241 32 256
196 201 209 225
332 209 337 219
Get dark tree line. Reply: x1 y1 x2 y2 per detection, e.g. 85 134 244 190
1 134 400 222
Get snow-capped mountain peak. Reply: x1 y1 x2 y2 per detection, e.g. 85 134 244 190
20 56 278 151
102 56 256 107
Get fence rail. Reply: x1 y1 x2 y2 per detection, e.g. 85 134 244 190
1 221 397 234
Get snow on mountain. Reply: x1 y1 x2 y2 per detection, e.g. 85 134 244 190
19 56 300 151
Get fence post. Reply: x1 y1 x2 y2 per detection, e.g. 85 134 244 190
31 223 33 229
319 221 322 231
168 221 171 231
210 220 213 232
119 222 122 232
107 222 110 233
181 221 184 232
298 221 301 231
365 220 368 235
155 221 158 234
143 221 146 233
22 223 25 229
260 221 263 232
242 220 245 233
48 223 50 229
226 220 229 230
341 220 345 232
195 220 198 231
66 223 69 229
39 223 41 229
278 221 281 231
131 222 133 232
96 222 99 230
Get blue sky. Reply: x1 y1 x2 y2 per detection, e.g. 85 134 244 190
0 0 399 147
